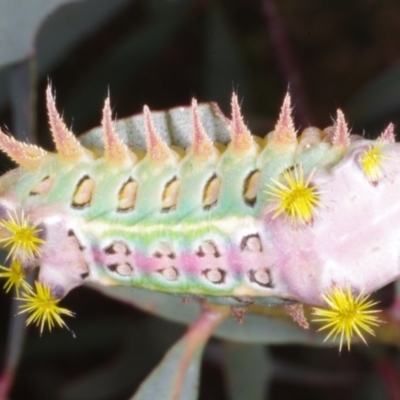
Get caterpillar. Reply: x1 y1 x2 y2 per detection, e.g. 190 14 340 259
0 85 396 350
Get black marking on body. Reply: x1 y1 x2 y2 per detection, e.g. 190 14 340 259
154 251 176 259
203 174 221 210
248 268 272 288
161 176 180 212
118 178 137 212
240 234 263 252
107 262 133 276
72 175 94 209
30 176 52 196
104 241 131 256
203 268 226 284
80 270 90 279
67 229 85 250
106 264 119 271
284 164 297 174
153 242 176 259
196 240 220 258
243 169 260 206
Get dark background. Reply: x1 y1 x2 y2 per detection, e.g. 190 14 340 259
0 1 400 399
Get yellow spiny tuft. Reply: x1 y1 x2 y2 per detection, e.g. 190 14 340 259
359 140 388 183
0 259 31 295
18 281 74 334
312 286 382 352
265 165 320 225
0 211 44 261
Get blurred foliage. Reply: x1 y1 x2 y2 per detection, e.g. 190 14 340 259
1 0 400 399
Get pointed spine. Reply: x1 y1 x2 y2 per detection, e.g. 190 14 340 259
191 99 215 160
102 97 136 165
143 105 173 163
332 109 350 148
272 92 297 145
230 93 253 153
0 129 47 170
46 85 90 162
380 122 395 143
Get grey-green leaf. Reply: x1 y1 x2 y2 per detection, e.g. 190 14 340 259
223 343 272 400
130 332 203 400
0 0 80 68
89 285 324 346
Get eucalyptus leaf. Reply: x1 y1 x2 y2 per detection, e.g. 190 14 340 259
223 343 272 400
130 332 203 400
89 285 325 346
0 0 81 68
0 0 130 110
130 307 226 400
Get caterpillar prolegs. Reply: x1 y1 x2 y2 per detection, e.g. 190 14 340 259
0 85 396 349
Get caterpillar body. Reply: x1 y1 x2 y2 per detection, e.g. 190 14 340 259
0 86 397 345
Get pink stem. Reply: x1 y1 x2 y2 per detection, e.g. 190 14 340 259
377 360 400 400
171 305 229 400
